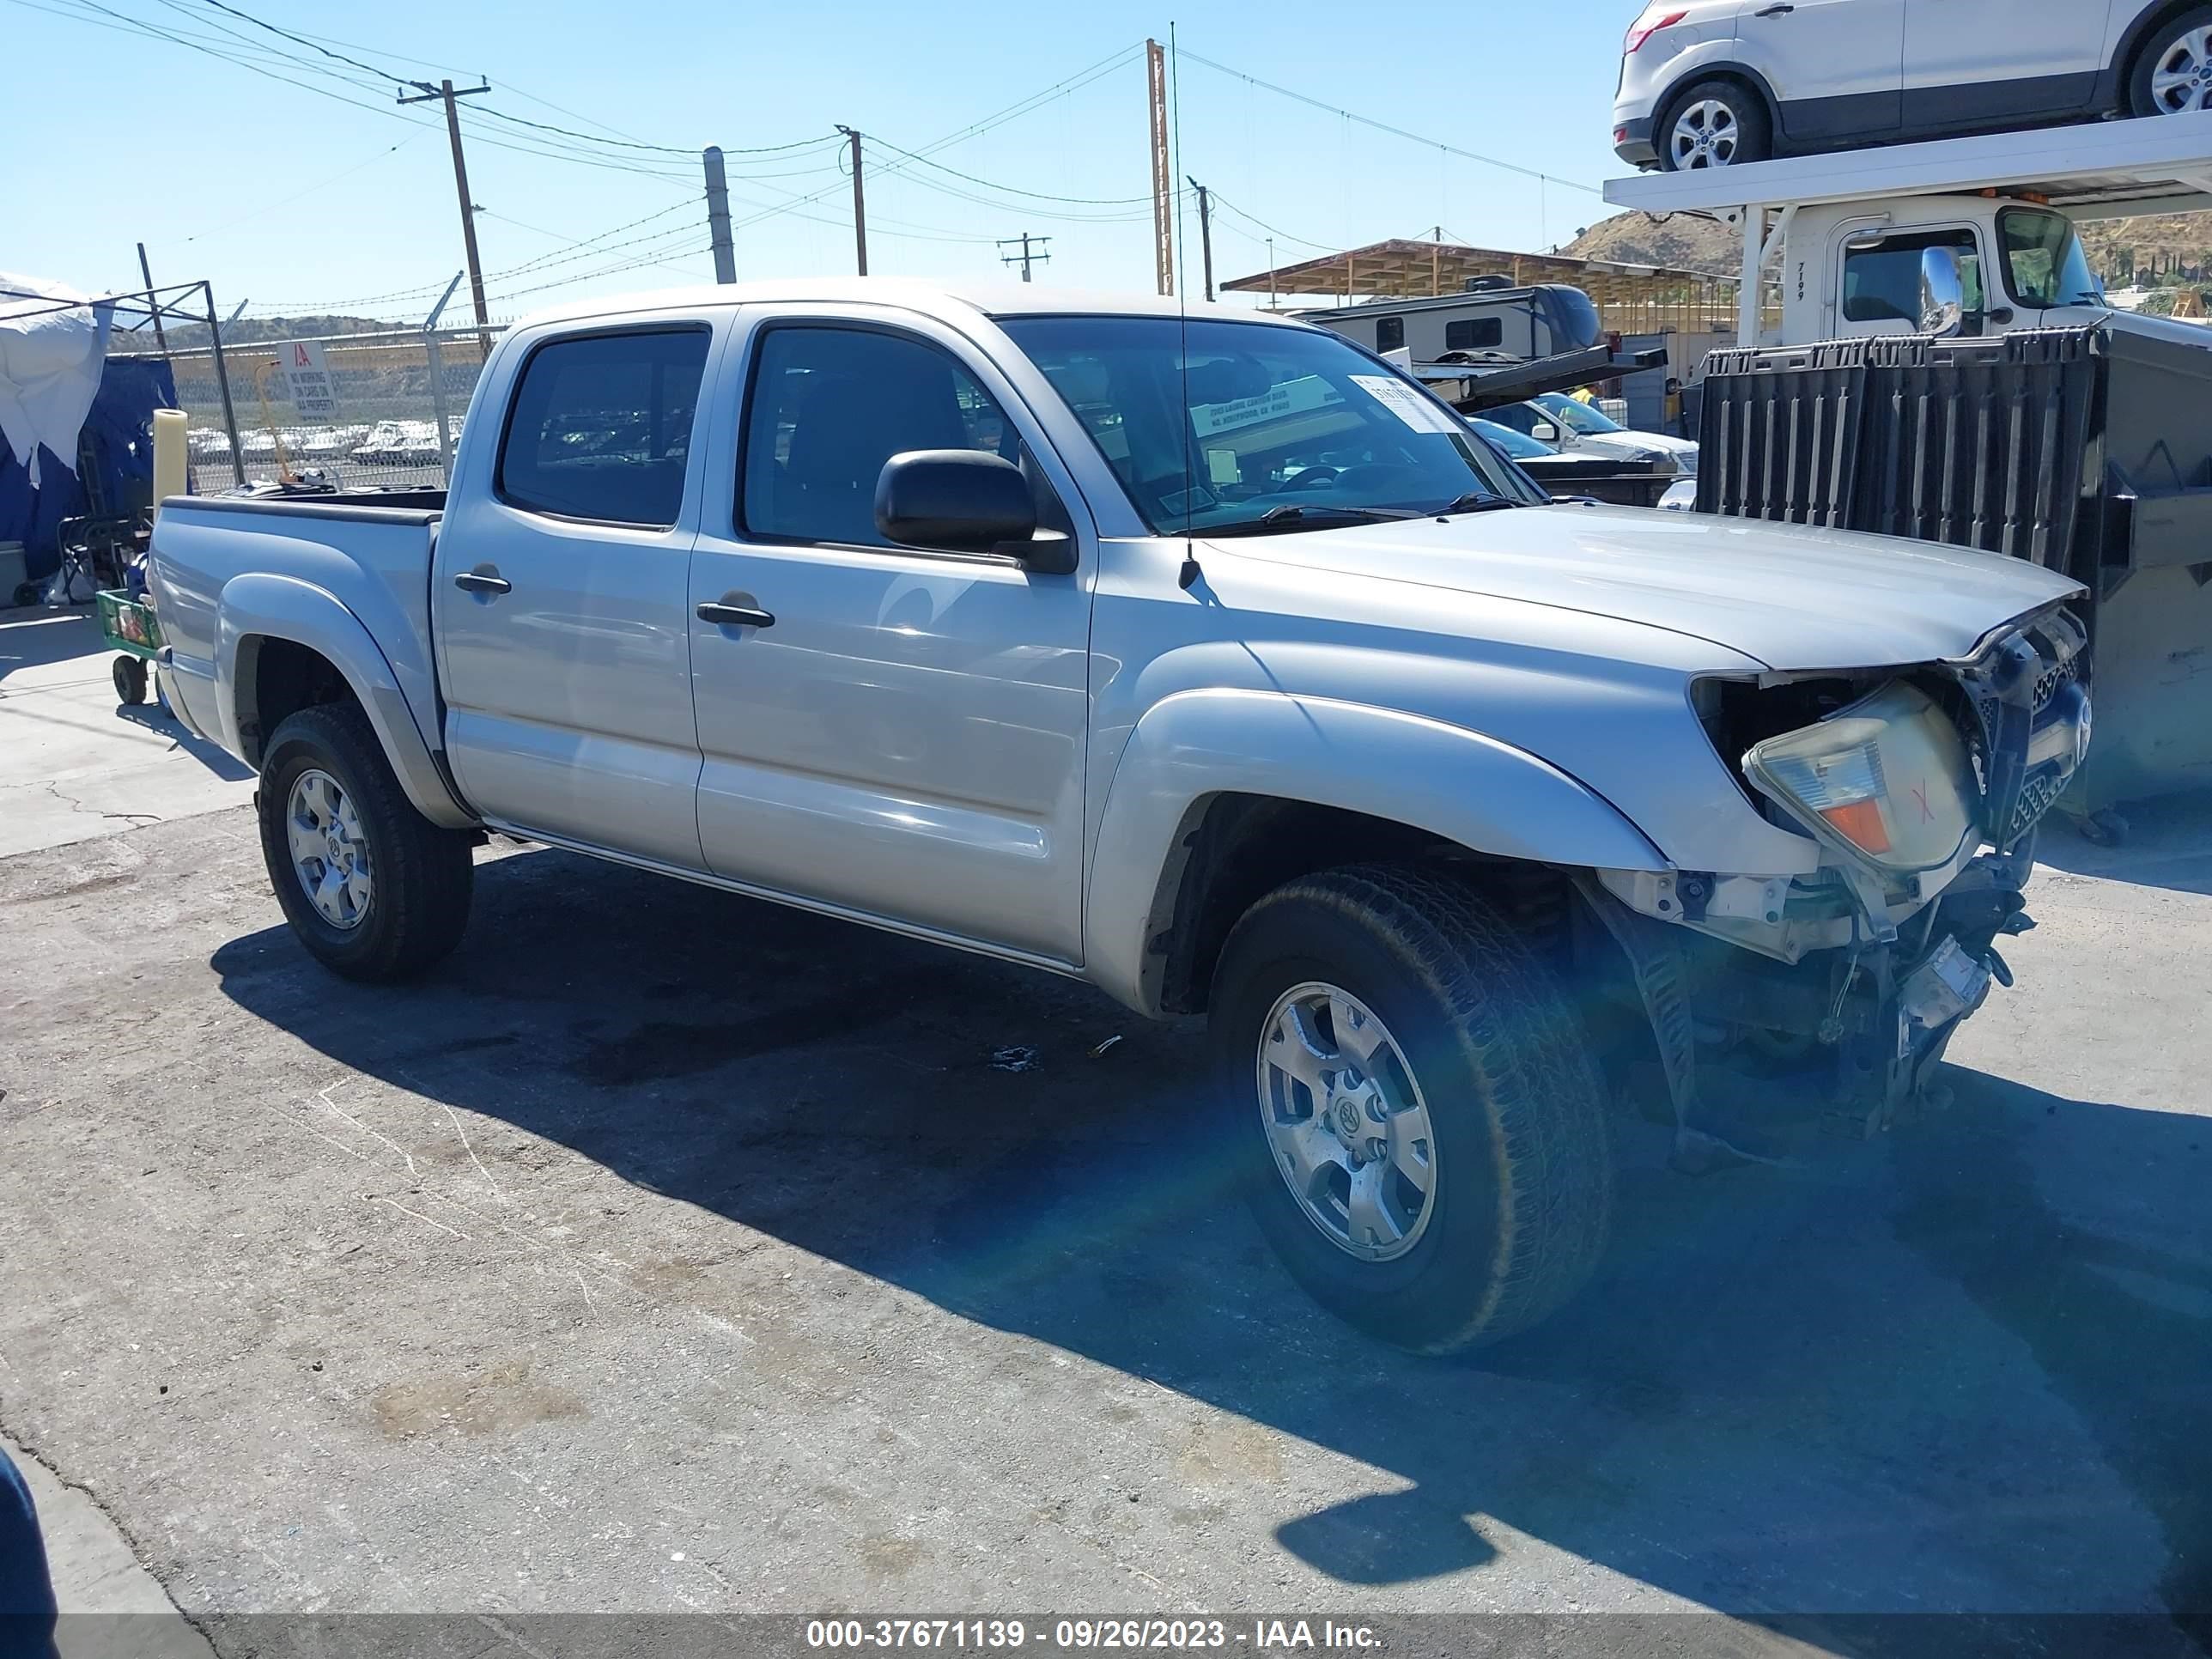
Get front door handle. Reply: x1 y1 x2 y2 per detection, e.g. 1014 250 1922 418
696 601 775 629
453 569 511 595
1754 3 1794 14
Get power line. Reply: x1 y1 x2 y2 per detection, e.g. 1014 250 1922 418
866 137 1152 206
1181 48 1603 197
184 131 423 242
723 42 1144 237
1206 191 1340 252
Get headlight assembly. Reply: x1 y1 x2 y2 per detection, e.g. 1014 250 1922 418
1743 681 1978 873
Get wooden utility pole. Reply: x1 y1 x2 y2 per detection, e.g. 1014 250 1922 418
1185 179 1214 302
1146 40 1173 296
400 78 493 356
837 125 868 276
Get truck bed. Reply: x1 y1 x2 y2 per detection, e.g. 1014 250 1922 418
149 494 447 763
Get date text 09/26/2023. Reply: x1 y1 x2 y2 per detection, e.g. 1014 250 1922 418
804 1619 1382 1650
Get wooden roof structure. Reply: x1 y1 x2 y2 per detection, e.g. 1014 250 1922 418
1220 237 1743 334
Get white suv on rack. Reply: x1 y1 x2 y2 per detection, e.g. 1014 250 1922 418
1615 0 2212 172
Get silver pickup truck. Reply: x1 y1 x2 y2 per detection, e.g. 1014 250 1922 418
148 280 2089 1353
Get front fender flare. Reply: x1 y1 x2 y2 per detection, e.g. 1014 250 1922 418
1084 689 1667 1015
216 572 475 830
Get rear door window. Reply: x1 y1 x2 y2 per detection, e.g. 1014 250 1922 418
497 329 709 526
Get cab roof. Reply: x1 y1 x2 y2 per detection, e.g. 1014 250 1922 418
513 277 1308 333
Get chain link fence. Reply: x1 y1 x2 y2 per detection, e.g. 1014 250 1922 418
113 325 507 495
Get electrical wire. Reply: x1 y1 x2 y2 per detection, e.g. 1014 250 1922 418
183 131 424 241
1206 191 1340 252
1182 48 1603 197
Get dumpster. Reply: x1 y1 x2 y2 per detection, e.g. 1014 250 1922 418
1694 326 2212 830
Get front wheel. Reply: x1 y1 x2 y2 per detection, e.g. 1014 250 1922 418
2131 7 2212 116
257 702 474 981
1210 866 1613 1355
1658 79 1772 172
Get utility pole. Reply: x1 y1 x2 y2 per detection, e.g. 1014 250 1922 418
997 234 1051 283
136 242 172 360
1185 178 1214 302
703 147 737 283
1146 40 1173 296
836 125 868 276
1267 238 1277 311
400 77 493 356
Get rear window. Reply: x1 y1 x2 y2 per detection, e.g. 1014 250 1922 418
496 329 709 526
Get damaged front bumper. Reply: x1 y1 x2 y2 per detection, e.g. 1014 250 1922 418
1589 606 2089 1152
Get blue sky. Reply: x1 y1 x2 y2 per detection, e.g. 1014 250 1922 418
4 0 1644 324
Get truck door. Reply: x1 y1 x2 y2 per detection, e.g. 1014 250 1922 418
433 322 717 870
1901 1 2111 130
685 308 1094 964
1833 223 1990 338
1737 0 1904 148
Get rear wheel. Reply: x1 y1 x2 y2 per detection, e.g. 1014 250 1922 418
2131 7 2212 116
257 702 473 981
112 655 147 705
1209 866 1613 1354
1659 79 1772 172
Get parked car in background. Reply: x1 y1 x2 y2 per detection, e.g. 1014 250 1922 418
1468 417 1681 507
1486 393 1699 475
1616 0 2212 172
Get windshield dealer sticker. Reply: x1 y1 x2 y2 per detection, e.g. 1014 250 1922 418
1348 374 1456 434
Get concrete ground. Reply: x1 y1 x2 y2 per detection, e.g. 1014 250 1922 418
0 686 2206 1652
0 605 254 860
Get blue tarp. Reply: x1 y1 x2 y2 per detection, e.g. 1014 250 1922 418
0 356 179 580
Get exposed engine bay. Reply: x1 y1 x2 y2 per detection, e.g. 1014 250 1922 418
1589 603 2091 1159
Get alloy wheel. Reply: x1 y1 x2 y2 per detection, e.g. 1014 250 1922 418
286 768 374 930
1255 981 1438 1262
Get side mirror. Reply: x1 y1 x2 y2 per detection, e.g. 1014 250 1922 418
876 449 1064 569
1531 420 1563 444
1919 246 1967 337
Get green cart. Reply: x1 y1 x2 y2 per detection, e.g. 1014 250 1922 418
96 587 166 708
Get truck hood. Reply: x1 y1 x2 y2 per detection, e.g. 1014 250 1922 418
1204 504 2081 671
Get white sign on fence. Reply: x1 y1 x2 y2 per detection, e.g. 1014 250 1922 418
278 340 338 417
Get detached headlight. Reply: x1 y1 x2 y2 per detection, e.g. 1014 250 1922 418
1744 682 1978 872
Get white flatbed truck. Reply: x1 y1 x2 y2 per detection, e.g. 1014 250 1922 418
1603 112 2212 824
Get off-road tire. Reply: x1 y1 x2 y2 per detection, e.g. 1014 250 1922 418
257 702 473 981
1657 77 1774 172
1210 865 1613 1354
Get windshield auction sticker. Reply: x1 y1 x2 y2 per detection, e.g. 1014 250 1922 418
1346 374 1460 434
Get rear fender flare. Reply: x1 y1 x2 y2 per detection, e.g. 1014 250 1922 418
217 572 475 829
1084 689 1667 1015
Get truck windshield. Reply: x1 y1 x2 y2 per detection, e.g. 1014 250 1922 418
1998 209 2105 310
1533 392 1626 435
1000 315 1529 533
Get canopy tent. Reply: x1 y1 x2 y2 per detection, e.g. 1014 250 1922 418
1 274 216 579
1219 237 1740 336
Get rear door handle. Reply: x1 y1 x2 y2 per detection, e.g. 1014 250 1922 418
453 569 511 595
696 601 775 629
1754 3 1794 14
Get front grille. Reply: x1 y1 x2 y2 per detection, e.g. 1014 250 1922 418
1951 606 2088 851
2033 655 2075 712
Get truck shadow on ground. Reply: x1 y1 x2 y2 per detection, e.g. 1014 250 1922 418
212 846 2211 1655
